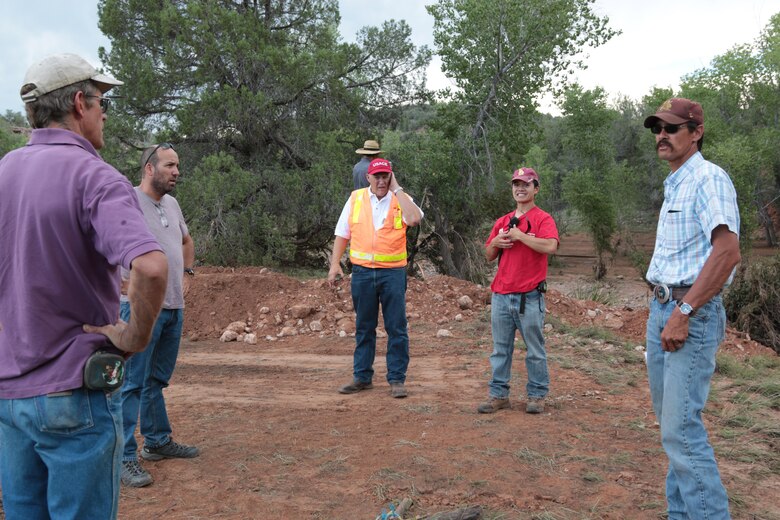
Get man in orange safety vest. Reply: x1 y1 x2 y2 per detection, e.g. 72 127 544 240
328 158 423 398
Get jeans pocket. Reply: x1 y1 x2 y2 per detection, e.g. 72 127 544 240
35 388 95 434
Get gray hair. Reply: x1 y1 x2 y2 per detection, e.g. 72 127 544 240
20 80 97 129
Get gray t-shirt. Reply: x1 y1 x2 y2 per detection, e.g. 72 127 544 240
121 187 189 309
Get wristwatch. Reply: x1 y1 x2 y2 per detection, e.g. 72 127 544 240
184 267 195 276
678 302 694 316
392 187 404 195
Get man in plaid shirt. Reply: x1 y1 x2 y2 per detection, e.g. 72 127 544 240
643 98 741 520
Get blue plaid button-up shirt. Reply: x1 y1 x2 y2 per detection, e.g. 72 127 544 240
646 152 740 287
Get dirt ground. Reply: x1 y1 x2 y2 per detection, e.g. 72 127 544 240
117 233 778 520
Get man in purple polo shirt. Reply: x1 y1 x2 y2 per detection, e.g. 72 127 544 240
0 53 168 519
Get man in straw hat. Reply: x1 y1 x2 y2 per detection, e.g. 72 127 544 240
0 53 167 519
643 97 740 520
353 139 384 189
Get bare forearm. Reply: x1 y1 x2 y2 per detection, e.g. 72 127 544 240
513 233 558 254
183 234 195 268
685 227 740 309
395 190 422 227
123 251 167 352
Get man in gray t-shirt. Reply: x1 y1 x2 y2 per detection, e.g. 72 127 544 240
119 143 199 488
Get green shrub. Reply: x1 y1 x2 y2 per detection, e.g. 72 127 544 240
724 254 780 354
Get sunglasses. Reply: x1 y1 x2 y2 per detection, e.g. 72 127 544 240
650 123 694 135
84 94 112 113
154 203 169 228
143 143 175 168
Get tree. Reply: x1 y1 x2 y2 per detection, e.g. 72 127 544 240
417 0 617 280
681 13 780 248
98 0 431 265
0 111 28 159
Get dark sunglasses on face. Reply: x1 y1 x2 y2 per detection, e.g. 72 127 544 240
650 122 693 135
143 143 176 168
84 94 111 113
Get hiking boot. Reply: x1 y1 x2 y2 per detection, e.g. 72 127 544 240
390 382 407 398
121 459 153 487
526 397 545 414
141 439 200 461
477 396 510 414
338 380 373 394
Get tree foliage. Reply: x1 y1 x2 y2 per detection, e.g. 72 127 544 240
98 0 431 265
416 0 617 279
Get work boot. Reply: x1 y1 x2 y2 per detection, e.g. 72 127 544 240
121 459 153 487
390 382 407 398
477 396 510 414
526 397 545 414
141 439 200 460
338 380 373 394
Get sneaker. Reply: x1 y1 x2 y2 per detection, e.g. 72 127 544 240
477 396 510 414
338 380 373 394
141 439 200 461
121 460 153 487
390 382 407 398
526 397 545 414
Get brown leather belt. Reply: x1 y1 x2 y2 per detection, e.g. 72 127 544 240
651 284 691 304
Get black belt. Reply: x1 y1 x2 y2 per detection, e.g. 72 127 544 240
651 284 691 304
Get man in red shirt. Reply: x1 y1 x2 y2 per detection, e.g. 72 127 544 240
478 167 559 414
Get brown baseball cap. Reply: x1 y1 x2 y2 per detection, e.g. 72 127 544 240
643 98 703 128
512 167 539 185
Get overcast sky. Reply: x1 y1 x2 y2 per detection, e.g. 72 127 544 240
2 0 779 116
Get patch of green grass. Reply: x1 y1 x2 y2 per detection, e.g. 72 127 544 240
582 471 603 483
568 282 617 306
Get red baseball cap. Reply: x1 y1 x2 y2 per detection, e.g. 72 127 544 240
643 97 704 128
511 167 539 185
368 158 393 175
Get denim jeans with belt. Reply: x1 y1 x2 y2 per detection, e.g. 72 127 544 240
646 296 730 520
488 291 549 399
0 387 123 519
350 265 409 384
120 302 184 459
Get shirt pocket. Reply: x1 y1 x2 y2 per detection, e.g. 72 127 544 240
662 208 694 250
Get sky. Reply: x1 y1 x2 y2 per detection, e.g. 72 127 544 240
2 0 779 116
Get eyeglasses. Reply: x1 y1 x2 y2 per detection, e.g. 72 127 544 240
84 95 111 113
650 123 694 135
143 143 175 168
154 203 169 228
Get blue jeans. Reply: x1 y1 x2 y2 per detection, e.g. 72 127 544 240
350 265 410 384
0 387 123 519
646 296 730 520
120 302 184 460
488 291 549 399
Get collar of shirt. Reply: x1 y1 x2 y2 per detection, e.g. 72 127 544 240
28 128 100 159
664 151 703 191
368 188 393 230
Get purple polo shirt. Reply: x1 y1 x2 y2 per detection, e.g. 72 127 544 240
0 128 161 398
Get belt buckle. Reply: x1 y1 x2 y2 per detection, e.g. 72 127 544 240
653 283 671 304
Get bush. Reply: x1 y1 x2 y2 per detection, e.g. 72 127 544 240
724 254 780 354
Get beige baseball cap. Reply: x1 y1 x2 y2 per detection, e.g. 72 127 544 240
21 53 123 103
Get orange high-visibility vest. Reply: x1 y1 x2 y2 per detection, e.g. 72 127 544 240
348 188 407 268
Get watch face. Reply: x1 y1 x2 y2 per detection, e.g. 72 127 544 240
680 303 693 315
